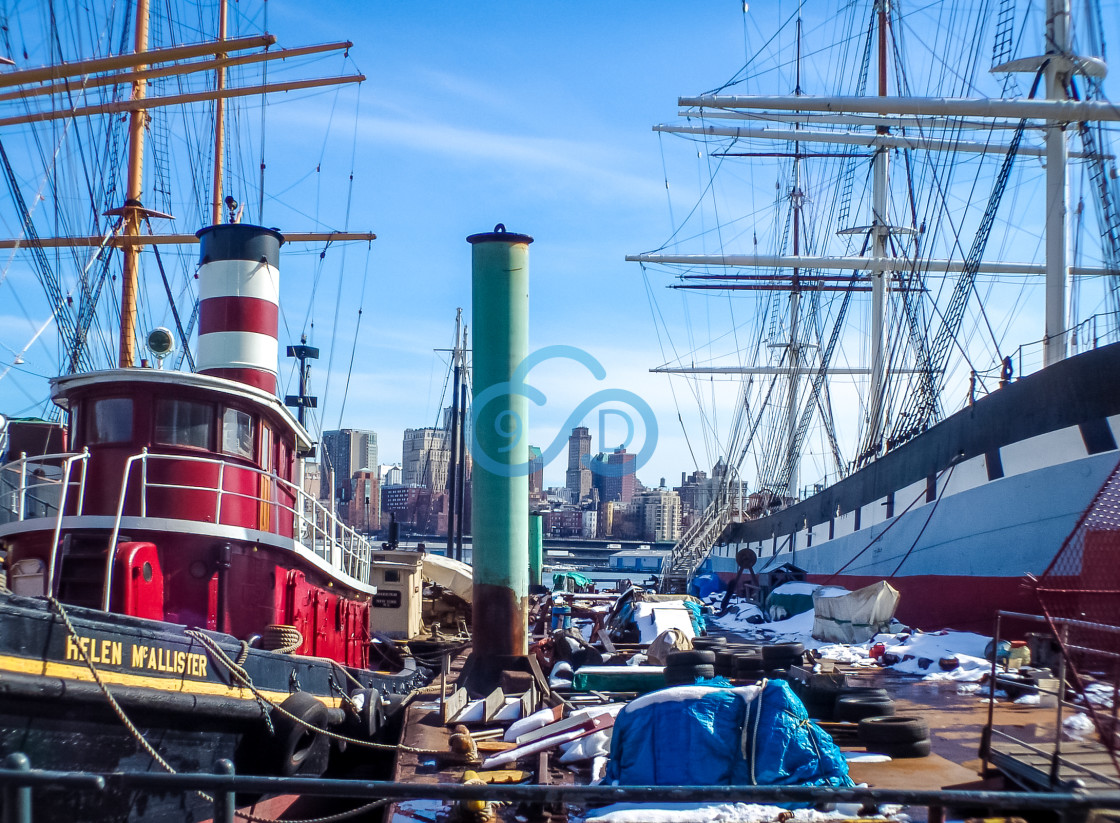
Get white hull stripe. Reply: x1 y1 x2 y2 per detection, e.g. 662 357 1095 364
198 260 280 303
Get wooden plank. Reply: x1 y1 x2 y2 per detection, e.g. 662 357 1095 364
526 653 551 698
442 686 468 725
477 740 519 753
519 683 538 718
482 687 507 724
596 627 617 654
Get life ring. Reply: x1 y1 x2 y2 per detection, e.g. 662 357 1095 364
270 692 330 776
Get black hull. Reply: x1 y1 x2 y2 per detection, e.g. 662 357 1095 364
728 341 1120 548
0 593 430 821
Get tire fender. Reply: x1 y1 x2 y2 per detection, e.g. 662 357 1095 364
271 692 331 777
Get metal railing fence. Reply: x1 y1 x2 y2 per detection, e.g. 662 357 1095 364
0 449 375 609
3 751 1119 823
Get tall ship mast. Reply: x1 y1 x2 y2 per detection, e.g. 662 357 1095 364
630 0 1120 630
0 2 437 814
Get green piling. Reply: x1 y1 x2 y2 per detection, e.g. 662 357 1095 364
467 225 532 659
529 513 543 589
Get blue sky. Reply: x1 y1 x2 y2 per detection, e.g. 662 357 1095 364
262 2 759 488
1 1 1118 490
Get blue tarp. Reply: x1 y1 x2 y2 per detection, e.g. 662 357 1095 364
689 574 724 600
681 599 705 635
604 680 852 788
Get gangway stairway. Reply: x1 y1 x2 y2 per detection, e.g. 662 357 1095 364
657 491 735 594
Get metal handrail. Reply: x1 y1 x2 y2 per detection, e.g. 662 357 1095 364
96 450 376 608
0 450 91 598
659 489 732 591
2 753 1120 823
0 447 374 611
45 451 91 598
0 450 89 523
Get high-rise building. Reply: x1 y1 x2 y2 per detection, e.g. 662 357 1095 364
381 463 402 486
528 446 544 500
676 469 712 514
402 427 451 493
636 486 682 542
565 426 592 502
590 452 608 502
321 429 378 501
604 447 636 503
347 469 379 533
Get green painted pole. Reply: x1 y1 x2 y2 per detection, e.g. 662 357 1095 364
468 224 532 659
529 513 543 588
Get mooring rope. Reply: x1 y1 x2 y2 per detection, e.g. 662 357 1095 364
48 599 438 823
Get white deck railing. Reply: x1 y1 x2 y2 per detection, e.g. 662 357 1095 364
0 450 374 610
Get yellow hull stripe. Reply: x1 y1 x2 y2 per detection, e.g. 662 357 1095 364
0 653 343 708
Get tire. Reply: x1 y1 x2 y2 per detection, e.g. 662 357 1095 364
715 651 740 669
858 716 930 744
692 636 728 649
724 644 762 654
766 668 790 680
835 695 896 723
837 686 890 702
762 642 804 664
271 692 331 777
347 688 385 739
734 658 770 671
865 738 932 759
665 649 716 666
765 654 802 671
799 692 836 720
664 663 716 685
734 651 764 666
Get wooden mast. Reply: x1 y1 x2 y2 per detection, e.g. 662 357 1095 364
211 0 228 225
118 0 151 368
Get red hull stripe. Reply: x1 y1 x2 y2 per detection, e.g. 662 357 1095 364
198 296 278 336
804 572 1038 634
201 368 276 393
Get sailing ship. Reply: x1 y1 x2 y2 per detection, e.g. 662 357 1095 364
630 0 1120 631
0 2 435 815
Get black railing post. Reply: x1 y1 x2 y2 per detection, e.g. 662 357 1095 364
213 759 235 823
1 754 32 823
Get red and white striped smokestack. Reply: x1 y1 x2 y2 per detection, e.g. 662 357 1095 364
195 224 284 393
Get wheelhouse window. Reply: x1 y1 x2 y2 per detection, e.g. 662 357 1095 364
87 398 133 444
154 399 213 449
221 408 255 460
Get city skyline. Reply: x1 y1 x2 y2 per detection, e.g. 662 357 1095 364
323 421 703 494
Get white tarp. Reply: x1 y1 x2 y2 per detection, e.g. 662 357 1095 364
632 601 696 644
811 580 899 643
422 553 473 603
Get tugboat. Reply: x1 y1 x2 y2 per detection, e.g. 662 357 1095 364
0 4 442 812
0 221 431 818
